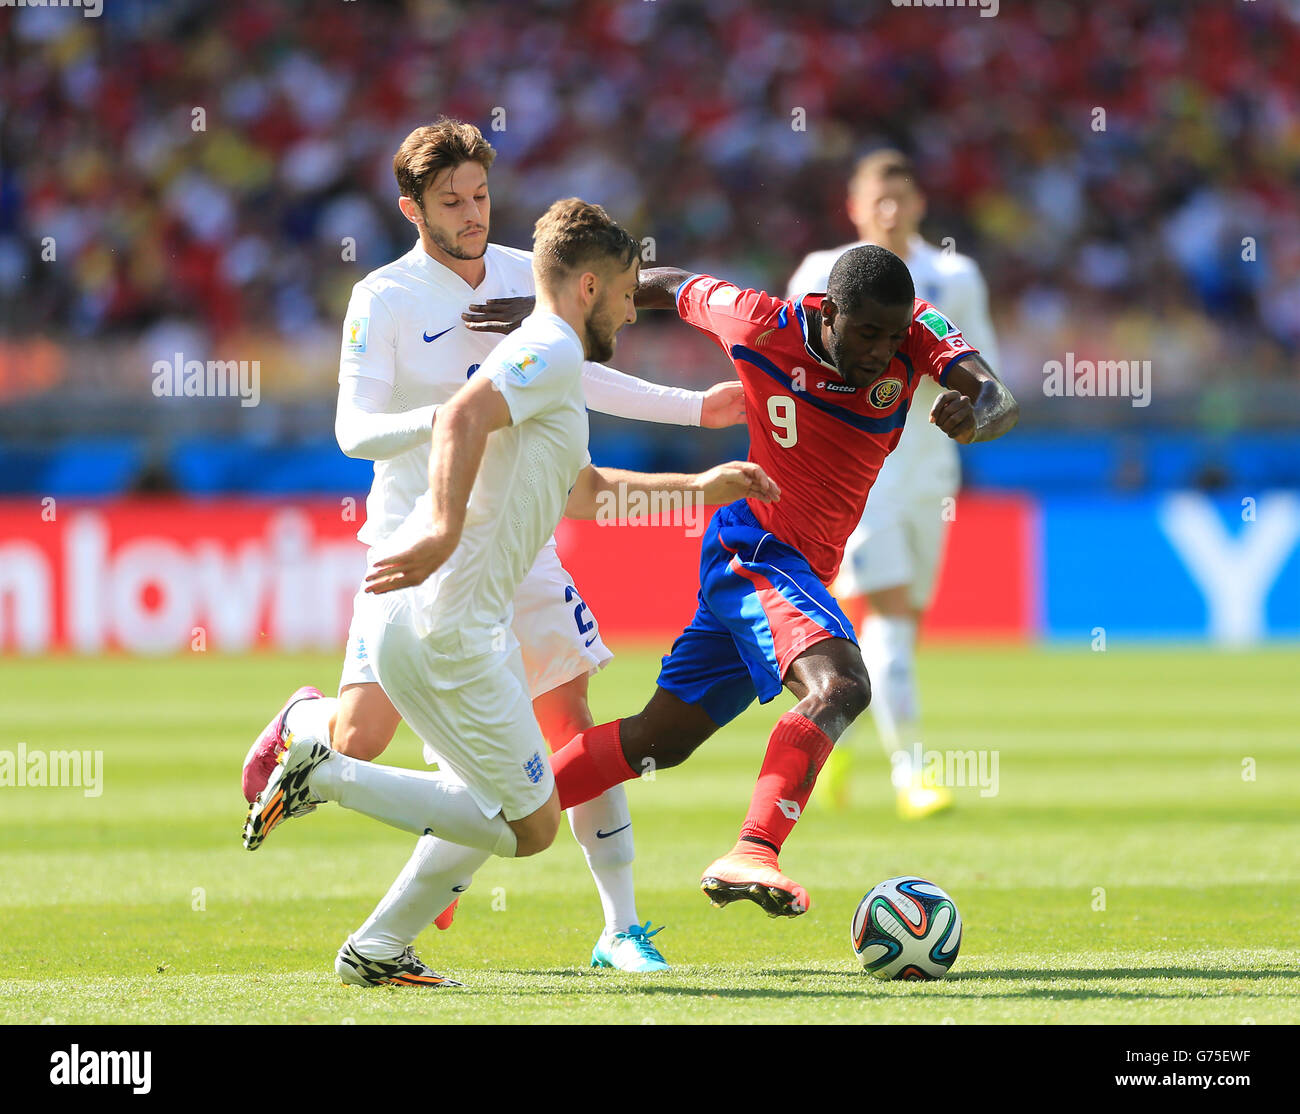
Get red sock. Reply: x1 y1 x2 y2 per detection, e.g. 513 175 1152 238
553 719 636 810
739 713 835 853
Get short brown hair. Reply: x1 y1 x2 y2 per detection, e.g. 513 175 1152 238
849 149 919 196
393 119 496 206
531 198 640 291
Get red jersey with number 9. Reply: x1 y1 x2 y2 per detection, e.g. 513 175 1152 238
676 273 979 584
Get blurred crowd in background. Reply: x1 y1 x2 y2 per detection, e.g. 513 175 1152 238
1 0 1298 492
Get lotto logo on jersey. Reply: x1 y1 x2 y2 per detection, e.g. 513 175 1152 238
505 349 548 385
916 308 958 340
869 377 905 409
347 317 369 352
523 751 546 784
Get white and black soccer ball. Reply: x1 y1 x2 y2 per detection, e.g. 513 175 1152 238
851 876 962 980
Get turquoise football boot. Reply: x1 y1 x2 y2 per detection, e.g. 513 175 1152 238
590 921 670 972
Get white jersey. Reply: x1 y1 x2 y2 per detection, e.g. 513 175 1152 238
340 241 540 546
787 234 998 500
339 241 699 548
377 310 590 641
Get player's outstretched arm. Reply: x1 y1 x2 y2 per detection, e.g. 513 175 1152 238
364 376 512 594
564 460 779 520
462 301 747 426
929 354 1019 445
580 363 746 428
463 267 709 324
634 267 697 310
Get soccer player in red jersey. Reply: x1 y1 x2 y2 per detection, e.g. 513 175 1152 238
480 245 1018 916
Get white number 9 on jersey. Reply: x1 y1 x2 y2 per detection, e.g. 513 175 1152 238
767 395 798 447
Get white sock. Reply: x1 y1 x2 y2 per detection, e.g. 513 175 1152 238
284 697 338 748
860 614 922 789
310 752 518 857
567 785 638 934
351 833 490 959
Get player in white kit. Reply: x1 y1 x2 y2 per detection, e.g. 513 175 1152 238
787 150 1001 819
240 122 746 974
242 197 777 986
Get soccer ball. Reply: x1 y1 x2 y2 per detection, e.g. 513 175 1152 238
851 876 962 980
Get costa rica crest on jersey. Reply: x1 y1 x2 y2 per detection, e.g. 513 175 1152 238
868 377 905 409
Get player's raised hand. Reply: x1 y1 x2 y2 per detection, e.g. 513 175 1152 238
694 461 780 505
462 295 536 334
929 389 977 444
699 380 746 428
364 530 459 594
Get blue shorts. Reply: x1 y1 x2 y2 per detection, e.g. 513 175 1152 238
657 500 858 727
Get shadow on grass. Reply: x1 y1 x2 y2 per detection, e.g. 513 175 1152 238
952 968 1300 982
480 965 1300 1003
489 967 868 1000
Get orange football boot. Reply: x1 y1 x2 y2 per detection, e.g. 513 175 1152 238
700 840 811 917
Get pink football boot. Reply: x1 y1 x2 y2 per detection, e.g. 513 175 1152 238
241 686 326 803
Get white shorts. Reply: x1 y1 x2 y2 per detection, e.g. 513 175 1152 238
340 544 612 699
833 494 951 611
357 594 555 823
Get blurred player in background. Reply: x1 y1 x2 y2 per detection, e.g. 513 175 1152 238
787 151 1001 819
242 120 745 976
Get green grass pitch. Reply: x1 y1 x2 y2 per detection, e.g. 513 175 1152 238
1 645 1296 1024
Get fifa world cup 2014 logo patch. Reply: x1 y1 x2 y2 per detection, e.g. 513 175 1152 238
347 317 369 352
506 349 548 384
869 378 904 409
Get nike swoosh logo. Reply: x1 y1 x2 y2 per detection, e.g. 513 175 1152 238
595 823 631 839
451 884 469 893
423 326 456 343
584 635 599 647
